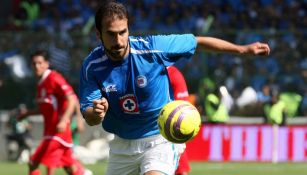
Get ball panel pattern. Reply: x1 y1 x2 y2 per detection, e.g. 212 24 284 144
158 100 201 143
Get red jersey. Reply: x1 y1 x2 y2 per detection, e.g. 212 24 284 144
167 66 189 101
36 69 74 147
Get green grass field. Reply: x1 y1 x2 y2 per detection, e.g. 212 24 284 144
1 161 307 175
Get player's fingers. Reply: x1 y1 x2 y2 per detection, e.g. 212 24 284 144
252 43 269 56
101 98 109 109
94 98 108 106
93 107 106 118
101 97 108 103
94 103 105 110
93 99 101 105
258 43 270 54
258 47 270 56
94 108 105 113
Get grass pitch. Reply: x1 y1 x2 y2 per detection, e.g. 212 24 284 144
1 161 307 175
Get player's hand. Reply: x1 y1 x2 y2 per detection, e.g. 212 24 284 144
93 97 109 119
76 121 85 133
242 42 270 56
56 120 67 133
83 98 109 126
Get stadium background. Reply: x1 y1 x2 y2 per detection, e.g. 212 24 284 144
0 0 306 174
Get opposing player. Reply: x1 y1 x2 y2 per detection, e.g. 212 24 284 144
167 65 191 175
79 2 270 175
18 50 86 175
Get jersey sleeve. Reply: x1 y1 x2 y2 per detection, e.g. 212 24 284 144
151 34 197 66
167 66 189 101
53 72 74 97
79 60 103 112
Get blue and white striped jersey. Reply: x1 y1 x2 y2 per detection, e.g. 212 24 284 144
79 34 197 139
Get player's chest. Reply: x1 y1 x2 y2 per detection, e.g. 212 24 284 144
36 84 56 104
102 62 165 95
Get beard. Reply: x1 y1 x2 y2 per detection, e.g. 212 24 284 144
104 43 129 61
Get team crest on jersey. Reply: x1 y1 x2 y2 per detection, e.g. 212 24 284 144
119 94 139 114
40 88 46 97
37 88 51 104
136 75 147 88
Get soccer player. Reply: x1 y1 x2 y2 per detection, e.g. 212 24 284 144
167 65 191 175
47 95 93 175
79 2 270 175
18 50 86 175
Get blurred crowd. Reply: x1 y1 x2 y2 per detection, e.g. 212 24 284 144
0 0 306 118
2 0 307 32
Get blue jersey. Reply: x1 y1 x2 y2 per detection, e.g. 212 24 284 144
79 34 197 139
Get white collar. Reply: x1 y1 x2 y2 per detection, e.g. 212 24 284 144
38 69 51 85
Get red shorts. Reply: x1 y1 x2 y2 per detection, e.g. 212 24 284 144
30 139 75 168
175 149 190 174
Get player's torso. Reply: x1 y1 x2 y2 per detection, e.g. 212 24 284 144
36 72 67 115
96 52 171 118
36 71 70 136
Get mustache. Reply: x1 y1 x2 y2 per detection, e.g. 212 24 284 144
111 45 125 50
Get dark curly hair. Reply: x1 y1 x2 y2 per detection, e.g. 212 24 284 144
30 49 49 61
95 1 129 34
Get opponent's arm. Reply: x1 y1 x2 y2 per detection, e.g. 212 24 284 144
17 108 40 121
82 98 108 126
57 93 76 132
74 100 85 132
196 37 270 56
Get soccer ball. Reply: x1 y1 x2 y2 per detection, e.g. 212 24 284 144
158 100 201 143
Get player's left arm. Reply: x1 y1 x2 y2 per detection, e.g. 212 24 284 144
54 73 76 132
57 93 76 132
196 37 270 56
74 98 85 132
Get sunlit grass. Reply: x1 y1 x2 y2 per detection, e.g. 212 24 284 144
1 161 307 175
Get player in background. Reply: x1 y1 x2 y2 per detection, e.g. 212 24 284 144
167 65 191 175
47 94 92 175
18 50 87 175
46 94 92 175
79 2 270 175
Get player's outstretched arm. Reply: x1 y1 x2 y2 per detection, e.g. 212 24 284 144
196 37 270 56
82 98 108 126
17 108 40 121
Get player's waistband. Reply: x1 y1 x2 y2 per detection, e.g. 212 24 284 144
110 134 171 155
43 135 73 148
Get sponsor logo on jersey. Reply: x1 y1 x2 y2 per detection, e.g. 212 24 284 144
102 84 117 92
119 94 139 114
136 75 147 88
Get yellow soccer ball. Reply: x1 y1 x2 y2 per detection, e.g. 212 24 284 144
158 100 201 143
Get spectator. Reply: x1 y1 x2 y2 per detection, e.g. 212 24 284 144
6 103 32 162
204 86 230 124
